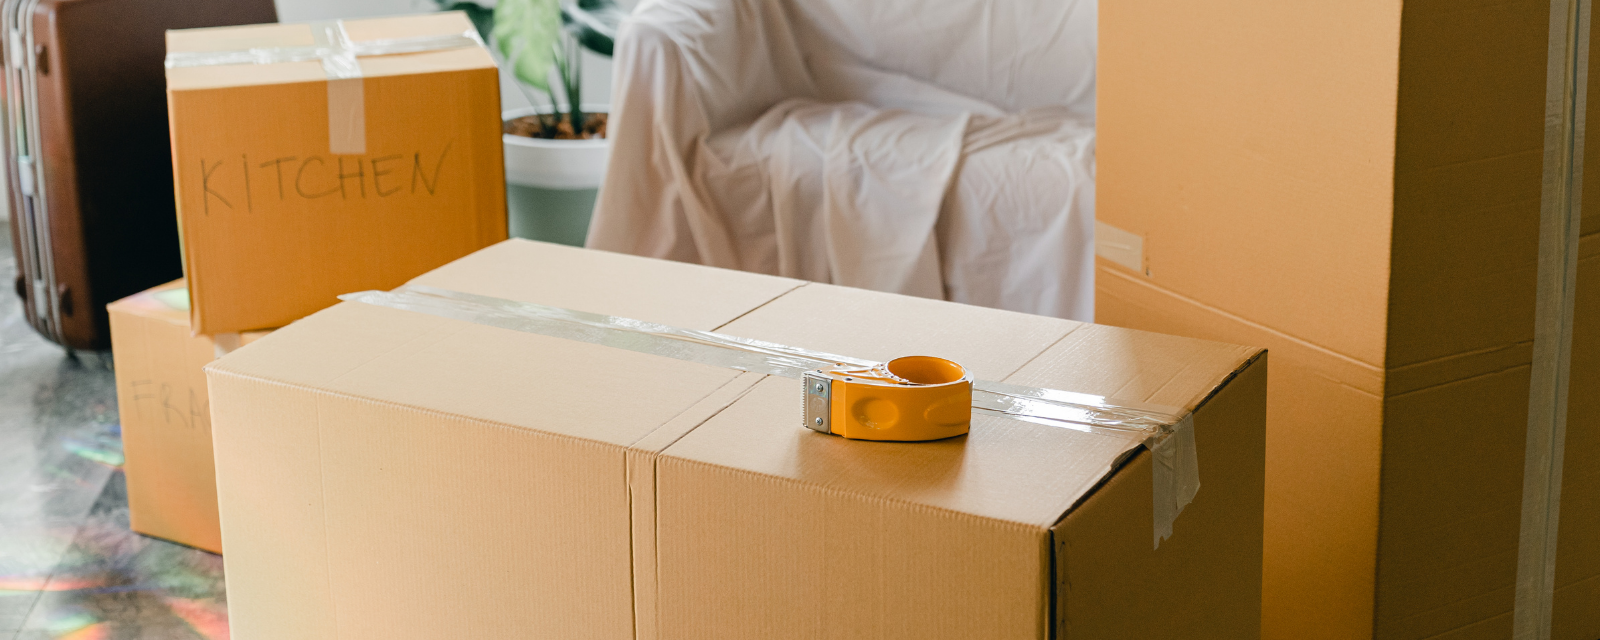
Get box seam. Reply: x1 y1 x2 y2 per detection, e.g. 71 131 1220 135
1387 339 1534 374
624 372 767 451
654 454 1048 533
652 456 663 640
624 451 642 640
994 322 1087 382
1383 361 1532 400
710 281 811 331
1099 265 1380 372
621 372 767 640
311 395 344 640
206 367 655 452
1188 349 1268 418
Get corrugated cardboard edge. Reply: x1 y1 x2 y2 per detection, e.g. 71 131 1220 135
1055 347 1267 522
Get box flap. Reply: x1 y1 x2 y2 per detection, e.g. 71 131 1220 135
663 283 1261 527
408 240 806 332
1007 323 1263 411
209 241 805 447
106 279 191 326
166 12 495 91
710 282 1081 380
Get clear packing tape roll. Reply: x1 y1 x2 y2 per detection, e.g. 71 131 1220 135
342 285 1201 548
163 17 484 155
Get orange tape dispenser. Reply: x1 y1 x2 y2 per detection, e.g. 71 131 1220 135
802 356 973 441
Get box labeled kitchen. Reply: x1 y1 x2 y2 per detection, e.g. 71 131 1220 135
165 12 507 334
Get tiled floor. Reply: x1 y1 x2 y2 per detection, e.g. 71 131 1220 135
0 224 229 640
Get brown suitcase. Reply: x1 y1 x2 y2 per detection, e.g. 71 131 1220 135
4 0 276 350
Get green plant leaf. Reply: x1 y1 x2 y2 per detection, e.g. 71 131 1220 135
563 0 625 57
440 2 495 44
493 0 562 92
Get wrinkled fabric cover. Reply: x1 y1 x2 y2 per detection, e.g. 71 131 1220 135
587 0 1097 320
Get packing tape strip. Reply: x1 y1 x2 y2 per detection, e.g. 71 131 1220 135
164 17 484 155
341 285 1202 548
212 332 243 359
311 21 365 155
1516 0 1588 635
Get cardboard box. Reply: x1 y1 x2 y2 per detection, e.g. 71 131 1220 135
206 239 1267 639
108 280 270 553
164 12 507 334
1098 1 1599 638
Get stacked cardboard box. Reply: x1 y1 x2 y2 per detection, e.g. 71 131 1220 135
108 280 270 552
163 11 508 333
106 11 507 552
206 239 1270 639
1098 1 1599 638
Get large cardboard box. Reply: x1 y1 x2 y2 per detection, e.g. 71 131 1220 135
108 280 270 553
164 12 507 334
206 240 1267 639
1098 1 1600 638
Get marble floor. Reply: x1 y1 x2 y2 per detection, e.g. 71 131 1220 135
0 223 228 640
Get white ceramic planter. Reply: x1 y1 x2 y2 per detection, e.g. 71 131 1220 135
502 104 611 190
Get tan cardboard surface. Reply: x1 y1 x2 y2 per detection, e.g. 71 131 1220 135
1098 265 1385 636
1099 0 1599 638
1376 6 1548 633
709 281 1081 381
108 281 269 553
166 12 507 334
644 280 1264 638
651 455 1053 639
1098 9 1395 630
409 239 806 331
209 241 1267 639
208 241 803 639
165 14 496 90
1054 357 1266 638
1097 0 1398 368
1551 48 1600 639
1554 147 1600 639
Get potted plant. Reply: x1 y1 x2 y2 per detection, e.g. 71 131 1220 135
440 0 626 189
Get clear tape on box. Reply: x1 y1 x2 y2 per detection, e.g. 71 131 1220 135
341 285 1202 548
164 16 484 155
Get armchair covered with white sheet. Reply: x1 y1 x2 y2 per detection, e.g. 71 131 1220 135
587 0 1098 320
